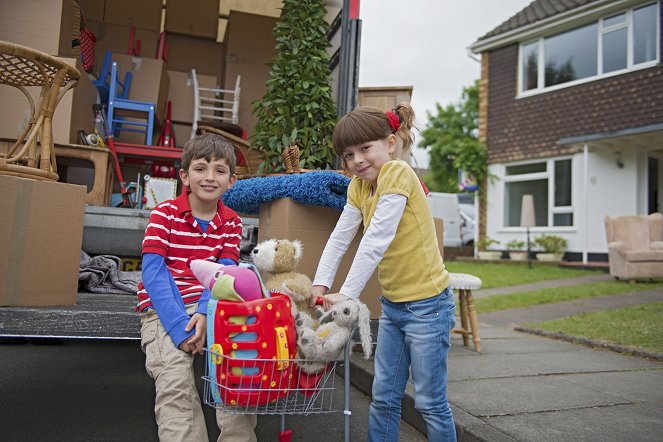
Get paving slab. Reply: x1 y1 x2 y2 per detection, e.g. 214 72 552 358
530 347 663 373
474 273 613 299
485 402 663 442
448 352 575 382
461 335 582 355
558 369 663 403
448 375 630 417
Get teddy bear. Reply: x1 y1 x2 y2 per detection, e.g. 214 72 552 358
294 298 372 373
251 238 313 316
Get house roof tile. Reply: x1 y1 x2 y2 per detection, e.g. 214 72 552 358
478 0 598 40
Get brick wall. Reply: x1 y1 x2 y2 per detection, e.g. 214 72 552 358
485 9 663 164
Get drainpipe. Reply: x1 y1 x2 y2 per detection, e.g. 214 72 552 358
583 143 589 264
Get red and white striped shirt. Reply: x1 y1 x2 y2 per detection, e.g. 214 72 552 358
136 192 242 311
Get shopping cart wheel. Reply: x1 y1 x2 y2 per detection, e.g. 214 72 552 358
278 429 292 442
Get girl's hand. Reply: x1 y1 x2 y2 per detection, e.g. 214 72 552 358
184 313 206 354
310 285 327 308
321 293 350 311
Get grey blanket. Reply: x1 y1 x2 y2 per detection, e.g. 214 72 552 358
79 251 141 295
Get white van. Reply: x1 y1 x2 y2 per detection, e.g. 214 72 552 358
427 192 467 247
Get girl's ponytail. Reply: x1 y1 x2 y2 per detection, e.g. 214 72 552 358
392 102 415 157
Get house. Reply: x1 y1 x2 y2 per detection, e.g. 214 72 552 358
470 0 662 263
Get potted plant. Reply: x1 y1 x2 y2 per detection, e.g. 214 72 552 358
476 237 501 260
506 239 527 261
534 234 568 262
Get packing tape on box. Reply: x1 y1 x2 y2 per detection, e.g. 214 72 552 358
5 179 31 305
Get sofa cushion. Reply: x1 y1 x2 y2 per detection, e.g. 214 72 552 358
651 241 663 250
624 250 663 262
610 216 650 250
650 213 663 242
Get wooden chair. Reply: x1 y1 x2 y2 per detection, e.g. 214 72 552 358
107 61 155 145
191 69 241 139
0 40 80 181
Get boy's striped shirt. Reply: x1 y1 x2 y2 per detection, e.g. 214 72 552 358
136 192 242 311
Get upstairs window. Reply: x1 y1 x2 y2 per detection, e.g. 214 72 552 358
519 2 659 94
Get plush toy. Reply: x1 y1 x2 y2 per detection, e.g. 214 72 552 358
251 239 313 316
295 298 372 373
189 259 267 302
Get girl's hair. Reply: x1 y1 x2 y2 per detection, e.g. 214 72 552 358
181 133 236 175
332 102 416 158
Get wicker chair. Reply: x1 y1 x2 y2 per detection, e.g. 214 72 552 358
0 40 80 181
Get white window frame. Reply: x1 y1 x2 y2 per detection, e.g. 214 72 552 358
517 1 660 97
501 157 574 230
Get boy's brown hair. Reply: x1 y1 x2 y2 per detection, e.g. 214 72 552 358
181 133 236 175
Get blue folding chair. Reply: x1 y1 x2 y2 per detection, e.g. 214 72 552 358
107 61 155 145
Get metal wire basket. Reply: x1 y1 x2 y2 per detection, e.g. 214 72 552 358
203 351 343 415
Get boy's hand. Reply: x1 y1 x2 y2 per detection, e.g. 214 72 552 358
183 313 206 354
309 285 327 308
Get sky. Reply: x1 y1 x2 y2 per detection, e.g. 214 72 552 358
358 0 533 168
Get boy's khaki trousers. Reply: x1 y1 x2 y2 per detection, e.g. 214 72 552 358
141 304 257 442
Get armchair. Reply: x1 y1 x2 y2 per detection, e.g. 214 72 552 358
604 213 663 280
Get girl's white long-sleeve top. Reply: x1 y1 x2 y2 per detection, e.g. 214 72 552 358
312 193 407 299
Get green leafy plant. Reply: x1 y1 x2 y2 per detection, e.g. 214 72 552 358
251 0 337 174
506 239 525 251
420 80 488 192
534 235 568 254
476 237 500 251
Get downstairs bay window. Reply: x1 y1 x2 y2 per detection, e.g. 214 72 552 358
504 159 573 227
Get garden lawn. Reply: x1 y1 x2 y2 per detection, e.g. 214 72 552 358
473 280 663 314
445 262 599 289
523 301 663 354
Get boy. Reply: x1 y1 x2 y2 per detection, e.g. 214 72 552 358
136 133 257 441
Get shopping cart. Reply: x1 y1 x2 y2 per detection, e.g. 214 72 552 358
203 339 353 442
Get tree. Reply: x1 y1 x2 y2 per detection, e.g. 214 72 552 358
251 0 337 174
419 80 487 193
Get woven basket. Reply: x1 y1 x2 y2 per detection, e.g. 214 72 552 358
282 145 301 173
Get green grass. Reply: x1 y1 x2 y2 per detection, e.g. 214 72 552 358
445 261 600 289
524 301 663 354
473 280 663 314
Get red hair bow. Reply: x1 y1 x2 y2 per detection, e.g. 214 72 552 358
385 111 400 134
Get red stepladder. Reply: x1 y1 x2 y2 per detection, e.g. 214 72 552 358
156 101 176 148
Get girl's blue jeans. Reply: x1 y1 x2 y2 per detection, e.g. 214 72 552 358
368 287 457 442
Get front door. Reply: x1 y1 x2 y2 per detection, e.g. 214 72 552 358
648 154 663 214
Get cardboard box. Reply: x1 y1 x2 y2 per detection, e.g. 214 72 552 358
112 53 170 123
165 0 219 39
90 21 160 62
77 0 105 22
224 11 277 136
172 122 194 147
0 0 75 56
104 0 162 31
258 198 444 319
167 70 218 124
166 33 225 78
0 175 86 306
0 57 98 145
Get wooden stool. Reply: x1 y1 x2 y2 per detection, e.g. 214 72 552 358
449 272 482 352
54 143 114 206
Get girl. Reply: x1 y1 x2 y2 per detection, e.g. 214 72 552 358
311 103 456 441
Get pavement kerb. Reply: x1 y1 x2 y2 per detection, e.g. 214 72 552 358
514 325 663 362
348 353 517 442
